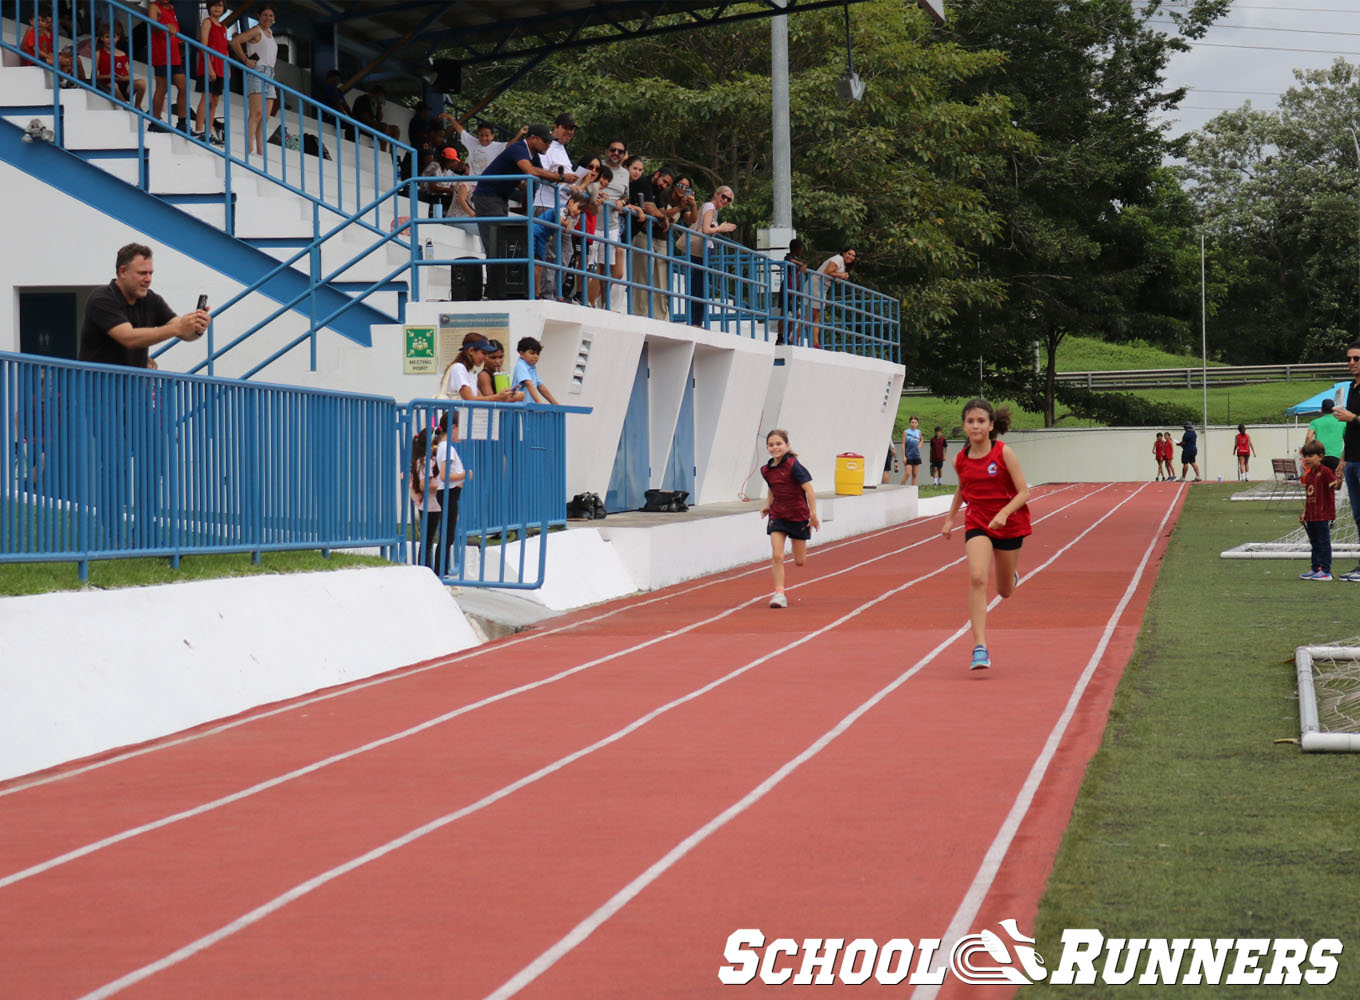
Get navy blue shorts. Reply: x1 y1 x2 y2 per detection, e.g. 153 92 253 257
965 527 1023 551
768 517 811 541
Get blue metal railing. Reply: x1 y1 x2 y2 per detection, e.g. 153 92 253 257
410 176 901 362
399 399 588 589
1 0 415 370
0 0 899 369
1 350 400 580
1 352 588 588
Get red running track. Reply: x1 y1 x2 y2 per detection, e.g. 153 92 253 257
0 482 1184 999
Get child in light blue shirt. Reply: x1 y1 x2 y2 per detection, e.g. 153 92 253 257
513 336 561 405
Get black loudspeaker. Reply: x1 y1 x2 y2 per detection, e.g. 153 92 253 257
432 59 462 94
488 226 528 300
450 258 483 301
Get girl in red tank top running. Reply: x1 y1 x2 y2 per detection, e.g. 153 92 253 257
940 398 1031 671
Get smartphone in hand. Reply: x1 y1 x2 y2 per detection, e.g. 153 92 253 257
196 294 209 312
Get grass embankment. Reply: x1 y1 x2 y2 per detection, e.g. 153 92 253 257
1029 486 1360 998
898 336 1337 435
0 550 392 598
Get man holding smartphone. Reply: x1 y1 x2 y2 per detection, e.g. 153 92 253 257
79 243 211 367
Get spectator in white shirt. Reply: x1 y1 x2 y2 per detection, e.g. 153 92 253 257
809 247 857 349
457 120 528 176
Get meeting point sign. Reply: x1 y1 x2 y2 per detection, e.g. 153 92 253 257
719 922 1342 987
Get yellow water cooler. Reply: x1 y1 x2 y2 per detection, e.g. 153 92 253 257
834 453 864 496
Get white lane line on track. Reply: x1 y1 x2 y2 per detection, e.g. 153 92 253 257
4 490 1081 800
909 482 1184 1000
72 486 1131 1000
0 487 1099 890
484 483 1159 999
0 486 1099 890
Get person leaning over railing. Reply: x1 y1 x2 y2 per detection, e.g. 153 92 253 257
471 124 567 297
583 164 615 308
688 186 736 327
533 114 581 297
596 139 632 310
625 160 675 320
809 247 856 350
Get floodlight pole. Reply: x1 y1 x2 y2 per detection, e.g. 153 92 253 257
771 2 792 235
1201 231 1209 478
1349 126 1360 340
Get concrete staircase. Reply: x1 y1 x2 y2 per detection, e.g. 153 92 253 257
0 30 482 366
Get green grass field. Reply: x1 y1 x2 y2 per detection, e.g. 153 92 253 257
1030 485 1360 996
0 549 392 597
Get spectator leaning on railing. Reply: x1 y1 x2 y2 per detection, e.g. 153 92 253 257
471 124 569 296
78 243 210 368
627 163 675 319
809 247 856 349
688 186 736 327
534 114 581 297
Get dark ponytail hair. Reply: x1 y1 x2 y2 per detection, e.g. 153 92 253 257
410 429 429 499
962 397 1012 441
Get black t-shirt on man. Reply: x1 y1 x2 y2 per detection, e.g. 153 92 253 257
79 279 176 368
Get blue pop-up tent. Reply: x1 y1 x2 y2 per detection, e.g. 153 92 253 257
1285 380 1350 416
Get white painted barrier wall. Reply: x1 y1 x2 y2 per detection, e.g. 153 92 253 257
1003 424 1312 485
0 566 478 781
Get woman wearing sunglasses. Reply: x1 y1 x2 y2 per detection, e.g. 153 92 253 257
688 186 736 326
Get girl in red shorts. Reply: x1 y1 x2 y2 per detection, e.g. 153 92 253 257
940 398 1032 670
759 429 820 609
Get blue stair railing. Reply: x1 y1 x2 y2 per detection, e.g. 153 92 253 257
1 0 418 371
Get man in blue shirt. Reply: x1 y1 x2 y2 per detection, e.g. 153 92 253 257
471 124 569 297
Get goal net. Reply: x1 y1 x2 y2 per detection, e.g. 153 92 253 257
1229 481 1305 502
1294 640 1360 752
1221 498 1360 559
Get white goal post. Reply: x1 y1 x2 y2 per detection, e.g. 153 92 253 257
1295 645 1360 752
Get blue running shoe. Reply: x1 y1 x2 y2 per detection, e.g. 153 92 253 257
1301 570 1321 580
970 645 990 670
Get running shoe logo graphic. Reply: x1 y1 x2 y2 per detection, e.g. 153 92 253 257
950 919 1047 984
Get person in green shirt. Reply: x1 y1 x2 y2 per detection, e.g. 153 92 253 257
1305 398 1346 474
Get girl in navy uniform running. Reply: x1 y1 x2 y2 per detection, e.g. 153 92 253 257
940 398 1031 669
760 429 819 608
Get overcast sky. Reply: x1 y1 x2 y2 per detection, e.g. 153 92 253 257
1151 1 1360 139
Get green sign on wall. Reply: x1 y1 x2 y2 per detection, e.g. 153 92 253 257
404 325 436 375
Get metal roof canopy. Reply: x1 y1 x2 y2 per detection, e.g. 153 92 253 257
294 1 943 98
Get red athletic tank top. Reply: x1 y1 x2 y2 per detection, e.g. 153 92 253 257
954 439 1031 537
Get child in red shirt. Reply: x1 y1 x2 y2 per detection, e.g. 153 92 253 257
1299 440 1340 580
759 429 819 609
941 398 1032 670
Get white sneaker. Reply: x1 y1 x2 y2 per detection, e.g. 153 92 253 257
770 591 788 608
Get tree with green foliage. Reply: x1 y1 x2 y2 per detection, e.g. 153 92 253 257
925 0 1229 425
459 3 1028 349
1184 59 1360 364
